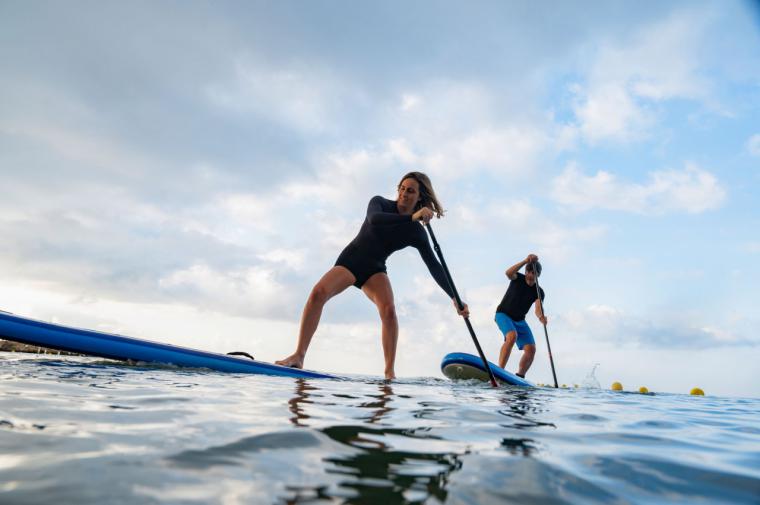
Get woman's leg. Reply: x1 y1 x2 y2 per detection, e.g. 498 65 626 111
361 272 398 380
276 266 355 368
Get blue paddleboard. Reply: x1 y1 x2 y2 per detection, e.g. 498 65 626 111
441 352 534 387
0 310 336 379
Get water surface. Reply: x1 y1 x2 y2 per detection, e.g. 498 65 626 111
1 353 758 504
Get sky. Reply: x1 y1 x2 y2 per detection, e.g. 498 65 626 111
1 1 759 397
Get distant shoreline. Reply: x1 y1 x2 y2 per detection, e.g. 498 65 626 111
0 339 84 357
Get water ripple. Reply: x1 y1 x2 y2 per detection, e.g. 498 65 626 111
1 353 759 504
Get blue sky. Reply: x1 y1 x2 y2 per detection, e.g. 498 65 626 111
1 1 759 396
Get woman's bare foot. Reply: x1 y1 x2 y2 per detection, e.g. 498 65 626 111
384 370 396 380
275 354 304 368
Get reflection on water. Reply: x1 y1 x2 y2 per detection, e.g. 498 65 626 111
498 389 556 430
279 380 548 504
2 354 759 505
319 426 462 504
284 379 459 503
288 378 319 427
358 382 395 425
495 389 550 458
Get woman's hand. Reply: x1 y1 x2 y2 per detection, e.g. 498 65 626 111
412 207 434 224
453 299 470 317
525 253 538 264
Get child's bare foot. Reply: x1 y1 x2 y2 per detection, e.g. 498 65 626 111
275 354 304 368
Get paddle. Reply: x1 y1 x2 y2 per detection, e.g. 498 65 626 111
425 223 498 388
531 261 559 388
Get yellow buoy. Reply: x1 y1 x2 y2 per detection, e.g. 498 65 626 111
690 387 704 396
611 382 623 391
638 386 649 394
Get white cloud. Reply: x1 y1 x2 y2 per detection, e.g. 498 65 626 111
158 263 297 318
450 199 607 262
284 148 384 206
551 162 726 214
743 242 760 254
257 248 306 271
206 56 350 133
747 134 760 157
387 138 418 164
0 121 159 180
400 93 421 112
218 193 279 235
375 83 556 181
0 280 295 362
559 304 755 348
570 9 713 143
572 83 653 144
444 127 548 177
412 124 551 181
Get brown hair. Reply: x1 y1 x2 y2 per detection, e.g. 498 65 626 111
397 171 445 218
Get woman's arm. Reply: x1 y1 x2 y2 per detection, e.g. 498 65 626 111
366 196 413 226
415 230 455 298
414 227 470 316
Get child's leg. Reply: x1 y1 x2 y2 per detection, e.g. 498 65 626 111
517 344 536 377
499 331 517 368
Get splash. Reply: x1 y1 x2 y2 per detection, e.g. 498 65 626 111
580 363 601 389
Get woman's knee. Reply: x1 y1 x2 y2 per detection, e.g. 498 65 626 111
308 284 330 306
378 303 397 323
524 344 536 357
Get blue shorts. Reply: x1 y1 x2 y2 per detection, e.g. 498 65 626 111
495 312 535 350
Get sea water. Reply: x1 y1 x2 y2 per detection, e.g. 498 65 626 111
1 353 758 504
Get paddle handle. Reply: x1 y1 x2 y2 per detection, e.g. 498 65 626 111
426 223 498 388
533 265 559 388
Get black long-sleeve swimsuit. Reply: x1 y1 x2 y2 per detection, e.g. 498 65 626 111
334 196 455 297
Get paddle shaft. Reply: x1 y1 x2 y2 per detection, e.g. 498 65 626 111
532 264 559 388
425 223 498 387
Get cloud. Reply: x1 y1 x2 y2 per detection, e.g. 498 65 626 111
422 195 608 271
483 200 607 262
551 162 726 214
158 263 298 319
559 304 756 348
382 125 550 182
569 8 714 143
743 242 760 254
747 134 760 157
399 94 421 112
206 56 360 135
257 249 307 271
0 182 314 320
382 82 555 180
570 82 653 144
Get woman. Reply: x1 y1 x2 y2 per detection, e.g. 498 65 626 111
276 172 469 379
